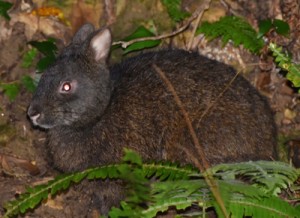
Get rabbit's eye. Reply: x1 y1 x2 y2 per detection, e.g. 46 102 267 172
59 80 77 94
60 82 72 93
62 82 71 91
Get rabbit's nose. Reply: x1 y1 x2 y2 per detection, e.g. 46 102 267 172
27 105 41 126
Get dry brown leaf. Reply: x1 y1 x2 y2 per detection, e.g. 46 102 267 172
44 195 64 210
0 153 40 176
1 155 14 175
10 156 40 175
284 108 297 120
69 0 103 33
9 12 71 43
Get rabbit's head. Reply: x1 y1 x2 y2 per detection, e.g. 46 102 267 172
27 24 112 129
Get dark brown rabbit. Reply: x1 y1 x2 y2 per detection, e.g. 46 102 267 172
27 24 277 216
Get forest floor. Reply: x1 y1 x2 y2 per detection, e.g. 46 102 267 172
0 0 300 217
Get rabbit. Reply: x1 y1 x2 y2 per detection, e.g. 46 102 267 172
27 23 277 216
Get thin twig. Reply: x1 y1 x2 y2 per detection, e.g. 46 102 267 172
112 22 188 48
187 0 212 50
152 64 209 171
112 0 213 48
152 64 229 218
198 70 240 125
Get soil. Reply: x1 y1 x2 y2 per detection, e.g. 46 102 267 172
0 0 300 217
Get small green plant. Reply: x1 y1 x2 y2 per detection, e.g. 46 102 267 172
161 0 190 23
0 39 58 101
258 18 290 38
22 48 38 68
3 150 300 218
196 15 300 92
0 83 19 101
27 39 58 72
0 0 12 20
269 43 300 90
0 75 36 101
196 16 264 54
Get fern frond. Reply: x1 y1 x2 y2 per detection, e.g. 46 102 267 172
269 43 300 89
213 180 300 217
210 161 299 195
229 195 300 218
129 178 300 218
3 165 121 218
160 0 190 22
3 149 300 218
142 162 198 180
197 16 264 53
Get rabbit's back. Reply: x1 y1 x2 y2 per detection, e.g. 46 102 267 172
104 50 277 164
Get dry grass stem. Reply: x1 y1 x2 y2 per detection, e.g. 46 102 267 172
198 71 240 124
187 0 212 50
152 64 229 218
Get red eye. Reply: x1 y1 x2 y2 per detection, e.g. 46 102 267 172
59 82 72 93
62 82 71 92
59 80 77 94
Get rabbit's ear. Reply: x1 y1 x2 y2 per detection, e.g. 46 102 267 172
90 28 112 62
73 23 95 44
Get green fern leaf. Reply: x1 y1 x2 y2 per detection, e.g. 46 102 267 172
269 43 300 90
123 148 143 165
0 83 20 101
86 165 114 179
3 165 120 218
109 201 143 218
3 187 49 217
142 162 198 180
287 64 300 87
210 161 298 195
160 0 190 22
3 149 299 218
230 195 300 217
143 196 202 217
197 16 264 53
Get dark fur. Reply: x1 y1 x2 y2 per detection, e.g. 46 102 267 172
28 24 277 216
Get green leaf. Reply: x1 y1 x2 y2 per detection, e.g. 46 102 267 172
0 83 20 101
28 39 57 72
197 16 265 54
229 195 300 217
211 161 299 195
269 43 300 90
123 148 143 166
22 48 38 68
3 150 300 218
36 55 56 72
258 19 290 38
258 19 273 38
28 40 57 57
0 0 13 20
122 26 161 54
21 75 36 92
273 19 290 36
161 0 190 22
